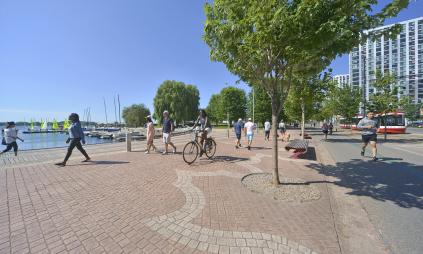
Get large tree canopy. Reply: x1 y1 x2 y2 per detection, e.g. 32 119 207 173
203 0 408 185
153 80 200 124
122 104 150 127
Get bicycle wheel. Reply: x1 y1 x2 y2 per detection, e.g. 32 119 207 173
204 139 216 159
183 142 199 164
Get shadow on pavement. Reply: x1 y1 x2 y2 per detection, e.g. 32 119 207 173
202 155 248 164
307 158 423 209
85 160 130 165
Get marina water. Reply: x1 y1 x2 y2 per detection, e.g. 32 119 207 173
2 126 114 151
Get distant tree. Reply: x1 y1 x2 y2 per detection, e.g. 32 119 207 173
330 85 362 127
284 74 332 138
122 104 150 127
153 80 200 124
204 0 409 186
368 70 399 140
220 87 247 123
399 97 422 122
206 94 224 125
247 86 272 127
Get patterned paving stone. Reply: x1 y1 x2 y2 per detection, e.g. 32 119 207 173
0 130 342 253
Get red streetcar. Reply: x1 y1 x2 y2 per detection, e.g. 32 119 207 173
376 112 407 134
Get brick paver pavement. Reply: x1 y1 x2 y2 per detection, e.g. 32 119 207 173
0 129 378 254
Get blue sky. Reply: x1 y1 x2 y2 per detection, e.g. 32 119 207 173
0 0 422 122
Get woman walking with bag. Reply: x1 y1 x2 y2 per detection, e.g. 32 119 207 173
55 113 90 167
0 122 24 156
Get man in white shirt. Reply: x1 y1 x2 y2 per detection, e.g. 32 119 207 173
278 121 286 136
264 120 271 141
244 118 255 150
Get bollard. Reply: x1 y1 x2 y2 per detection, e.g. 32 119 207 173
126 132 132 152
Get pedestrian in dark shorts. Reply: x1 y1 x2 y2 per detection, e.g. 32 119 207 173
357 111 378 161
264 120 271 141
322 122 329 140
234 118 243 148
55 113 91 166
0 122 24 156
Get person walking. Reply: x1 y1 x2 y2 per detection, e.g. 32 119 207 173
278 121 286 137
0 122 24 156
55 113 90 167
357 111 379 161
145 115 156 154
234 118 243 149
162 110 176 155
329 122 334 135
244 118 255 150
264 120 271 141
322 122 329 140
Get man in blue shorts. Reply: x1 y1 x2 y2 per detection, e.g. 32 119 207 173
244 118 255 150
234 118 243 149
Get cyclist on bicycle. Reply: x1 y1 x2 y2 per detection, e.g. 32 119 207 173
192 109 212 155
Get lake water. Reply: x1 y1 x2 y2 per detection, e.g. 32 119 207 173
1 127 115 151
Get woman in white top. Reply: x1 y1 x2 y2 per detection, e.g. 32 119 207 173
1 122 24 156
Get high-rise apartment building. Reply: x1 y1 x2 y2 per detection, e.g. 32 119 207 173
333 74 350 87
349 17 423 104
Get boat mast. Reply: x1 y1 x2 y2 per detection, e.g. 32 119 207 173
117 94 121 127
103 97 108 127
114 95 118 127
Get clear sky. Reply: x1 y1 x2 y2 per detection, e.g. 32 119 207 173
1 0 422 122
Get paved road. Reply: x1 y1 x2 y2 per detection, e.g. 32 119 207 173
318 130 423 254
407 127 423 135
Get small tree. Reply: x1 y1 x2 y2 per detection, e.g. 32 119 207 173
399 97 422 122
285 74 332 138
122 104 150 127
204 0 409 185
206 94 224 125
220 86 247 123
368 70 399 140
247 86 272 127
333 85 362 127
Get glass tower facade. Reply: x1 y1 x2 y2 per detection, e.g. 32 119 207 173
349 17 423 104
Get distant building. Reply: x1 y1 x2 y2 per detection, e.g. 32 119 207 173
333 74 350 87
349 17 423 104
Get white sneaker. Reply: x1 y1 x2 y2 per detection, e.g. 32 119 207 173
173 148 176 154
145 151 149 154
162 151 168 155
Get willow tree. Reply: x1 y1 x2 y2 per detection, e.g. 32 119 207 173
204 0 408 185
153 80 200 124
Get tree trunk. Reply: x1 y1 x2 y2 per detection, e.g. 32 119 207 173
384 115 387 141
300 99 305 140
271 99 280 186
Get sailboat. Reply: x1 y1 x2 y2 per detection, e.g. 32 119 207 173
63 119 70 130
41 119 47 130
52 119 59 130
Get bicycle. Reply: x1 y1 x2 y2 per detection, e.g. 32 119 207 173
182 129 216 164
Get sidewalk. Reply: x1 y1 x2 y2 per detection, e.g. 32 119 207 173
0 129 385 254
